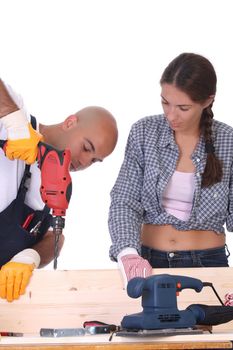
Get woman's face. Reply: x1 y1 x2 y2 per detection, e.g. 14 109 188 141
161 83 210 134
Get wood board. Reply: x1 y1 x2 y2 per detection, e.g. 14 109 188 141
0 267 233 334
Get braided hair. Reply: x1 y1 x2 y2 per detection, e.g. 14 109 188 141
160 52 222 187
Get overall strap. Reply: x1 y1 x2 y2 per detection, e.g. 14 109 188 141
23 115 50 218
30 115 37 130
18 115 37 197
0 139 5 148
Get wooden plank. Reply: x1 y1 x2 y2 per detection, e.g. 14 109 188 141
1 333 233 349
0 342 232 350
1 332 233 348
0 268 233 334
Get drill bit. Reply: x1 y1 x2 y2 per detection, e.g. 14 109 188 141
53 216 65 269
54 230 61 269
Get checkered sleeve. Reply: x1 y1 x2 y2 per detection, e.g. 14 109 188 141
108 124 144 261
226 161 233 232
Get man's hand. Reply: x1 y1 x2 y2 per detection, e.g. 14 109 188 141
0 262 35 302
1 110 43 164
0 248 40 302
0 80 43 164
117 248 152 289
4 122 43 164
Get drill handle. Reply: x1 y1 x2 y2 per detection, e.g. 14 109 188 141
37 141 72 216
37 141 65 168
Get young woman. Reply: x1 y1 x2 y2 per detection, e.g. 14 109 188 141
108 53 233 288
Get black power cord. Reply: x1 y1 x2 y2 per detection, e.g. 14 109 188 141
203 282 224 305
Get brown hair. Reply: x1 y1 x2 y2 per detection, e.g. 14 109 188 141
160 52 222 187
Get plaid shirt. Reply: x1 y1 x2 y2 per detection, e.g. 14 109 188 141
109 114 233 261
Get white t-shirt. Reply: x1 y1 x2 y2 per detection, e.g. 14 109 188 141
0 83 45 212
162 170 195 221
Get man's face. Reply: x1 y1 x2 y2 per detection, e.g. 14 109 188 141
60 116 117 172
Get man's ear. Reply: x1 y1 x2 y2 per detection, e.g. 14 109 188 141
62 115 79 131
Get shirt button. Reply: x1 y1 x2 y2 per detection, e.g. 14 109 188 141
169 252 175 258
196 157 200 163
213 192 218 198
196 173 200 177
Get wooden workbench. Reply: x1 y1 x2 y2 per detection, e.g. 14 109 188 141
1 332 233 349
1 267 233 349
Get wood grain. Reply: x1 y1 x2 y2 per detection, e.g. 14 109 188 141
0 267 233 334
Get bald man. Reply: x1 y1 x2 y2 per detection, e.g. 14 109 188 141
0 79 118 302
40 106 118 171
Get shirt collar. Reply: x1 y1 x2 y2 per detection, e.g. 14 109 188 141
158 115 216 156
158 116 176 149
192 134 206 160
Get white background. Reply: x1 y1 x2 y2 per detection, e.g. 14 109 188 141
0 0 233 269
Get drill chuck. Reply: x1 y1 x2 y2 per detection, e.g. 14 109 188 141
53 216 65 231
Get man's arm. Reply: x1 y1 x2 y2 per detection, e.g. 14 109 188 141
0 79 43 164
33 230 65 268
0 79 19 117
0 231 65 302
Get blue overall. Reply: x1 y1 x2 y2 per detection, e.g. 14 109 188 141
0 116 52 267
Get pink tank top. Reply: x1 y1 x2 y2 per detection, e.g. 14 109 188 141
162 170 195 221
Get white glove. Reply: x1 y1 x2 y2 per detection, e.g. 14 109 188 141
117 248 152 289
11 248 41 267
1 110 31 139
0 80 30 139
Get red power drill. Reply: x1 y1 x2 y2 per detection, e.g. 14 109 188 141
0 136 72 269
37 141 72 269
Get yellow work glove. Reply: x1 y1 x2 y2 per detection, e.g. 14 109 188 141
5 123 43 164
0 249 40 302
0 262 35 302
1 110 43 164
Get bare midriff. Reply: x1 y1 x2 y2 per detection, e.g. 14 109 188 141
141 224 225 251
